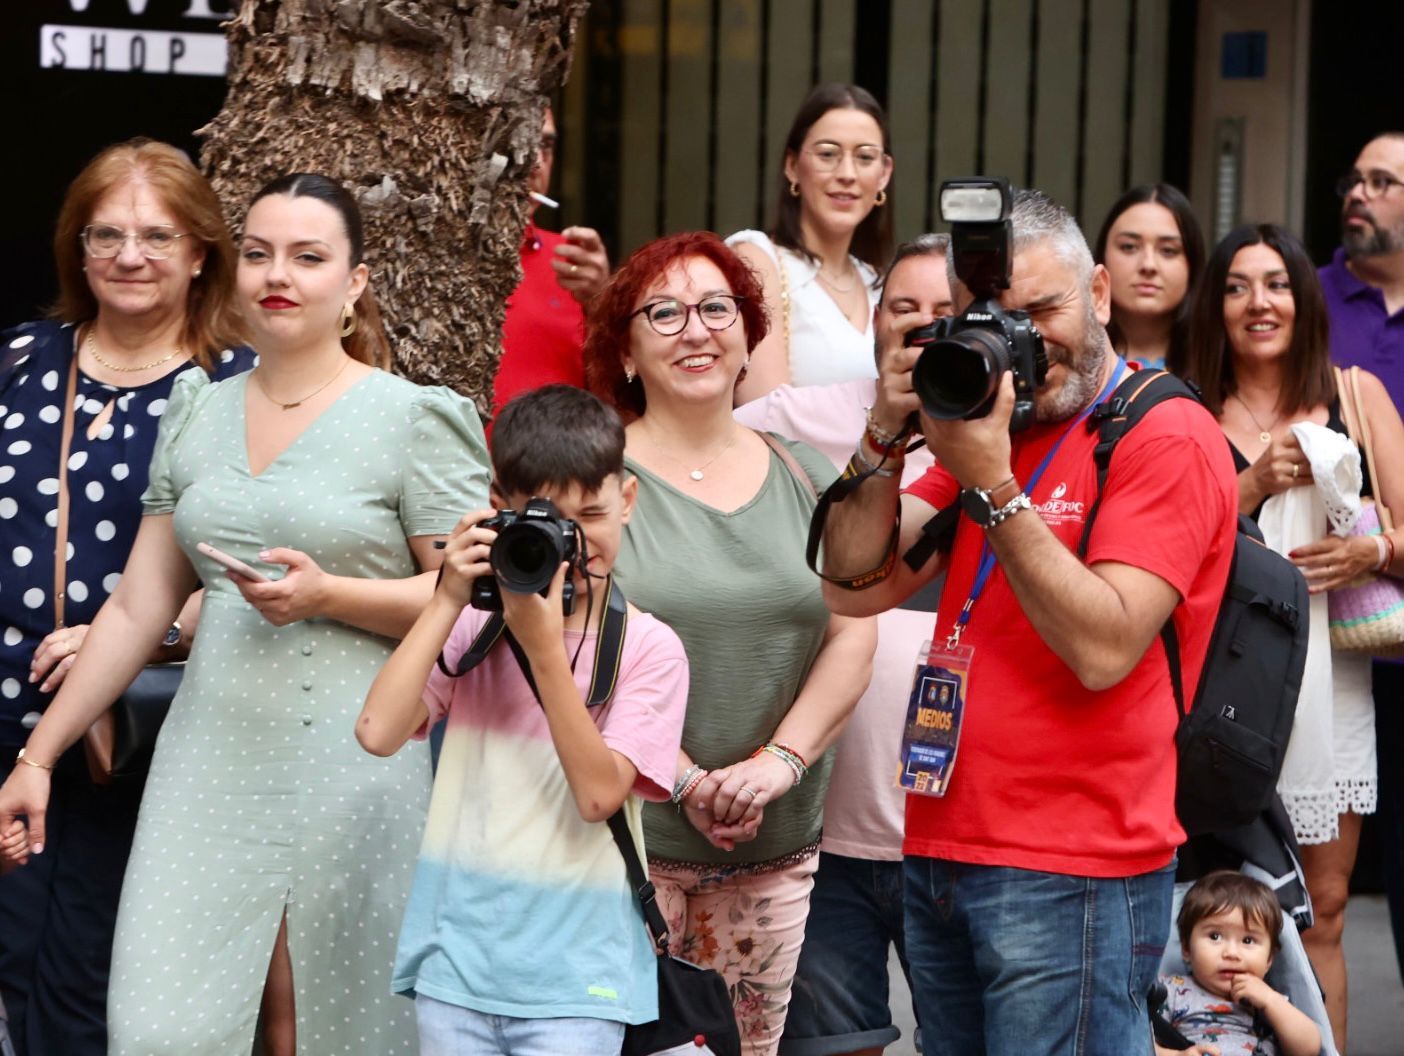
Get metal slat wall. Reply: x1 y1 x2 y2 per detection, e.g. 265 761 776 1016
563 0 1172 259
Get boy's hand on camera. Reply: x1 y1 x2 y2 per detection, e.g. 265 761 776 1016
871 310 932 437
438 509 498 607
500 561 568 660
920 372 1015 490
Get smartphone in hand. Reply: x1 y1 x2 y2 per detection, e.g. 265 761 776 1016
196 542 269 583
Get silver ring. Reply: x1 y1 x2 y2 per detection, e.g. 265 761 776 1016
737 787 757 799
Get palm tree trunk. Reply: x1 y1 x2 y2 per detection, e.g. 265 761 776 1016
201 0 589 410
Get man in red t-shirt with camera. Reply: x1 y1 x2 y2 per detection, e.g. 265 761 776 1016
821 186 1238 1054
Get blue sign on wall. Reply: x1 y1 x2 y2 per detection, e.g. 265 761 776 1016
1222 31 1268 79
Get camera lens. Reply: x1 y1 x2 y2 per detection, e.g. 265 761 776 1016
491 522 566 594
911 328 1012 420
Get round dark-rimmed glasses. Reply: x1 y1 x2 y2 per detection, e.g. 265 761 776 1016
82 224 191 260
1335 170 1404 200
631 295 744 336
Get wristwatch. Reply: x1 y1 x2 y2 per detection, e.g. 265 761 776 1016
960 486 1031 529
162 621 182 648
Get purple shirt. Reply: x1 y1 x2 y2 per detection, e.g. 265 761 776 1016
1320 247 1404 409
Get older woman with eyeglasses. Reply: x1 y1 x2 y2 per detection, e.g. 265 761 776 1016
727 83 894 405
0 138 252 1056
585 231 875 1055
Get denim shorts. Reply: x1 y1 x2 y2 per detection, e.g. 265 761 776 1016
415 994 626 1056
903 856 1175 1056
779 852 915 1056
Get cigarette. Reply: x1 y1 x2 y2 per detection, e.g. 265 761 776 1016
529 191 559 209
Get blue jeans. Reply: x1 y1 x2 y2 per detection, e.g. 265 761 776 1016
780 852 915 1055
415 994 625 1056
903 857 1174 1056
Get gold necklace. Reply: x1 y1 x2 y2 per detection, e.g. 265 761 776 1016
1233 393 1283 445
647 425 739 482
816 263 859 294
253 357 353 410
85 327 183 373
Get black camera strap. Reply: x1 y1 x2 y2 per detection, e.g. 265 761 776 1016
436 574 630 710
804 438 935 588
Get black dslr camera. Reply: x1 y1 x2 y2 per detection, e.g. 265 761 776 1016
471 497 582 615
905 178 1048 433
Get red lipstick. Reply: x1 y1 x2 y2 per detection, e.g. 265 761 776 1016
260 296 297 309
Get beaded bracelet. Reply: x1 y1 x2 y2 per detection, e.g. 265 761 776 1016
751 742 809 786
863 407 911 456
671 764 706 804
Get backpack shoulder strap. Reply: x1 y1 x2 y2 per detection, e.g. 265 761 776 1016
1076 369 1201 558
1076 369 1202 720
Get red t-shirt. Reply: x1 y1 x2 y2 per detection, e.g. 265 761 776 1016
490 226 586 422
902 394 1237 877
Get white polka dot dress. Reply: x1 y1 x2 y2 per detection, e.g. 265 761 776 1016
105 368 490 1055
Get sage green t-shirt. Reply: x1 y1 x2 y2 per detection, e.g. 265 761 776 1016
613 436 839 865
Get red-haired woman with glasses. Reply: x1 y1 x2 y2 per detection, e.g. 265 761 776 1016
585 231 875 1055
0 138 253 1056
728 83 894 405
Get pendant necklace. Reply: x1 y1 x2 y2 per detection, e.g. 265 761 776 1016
649 427 739 482
254 356 353 410
1233 393 1282 445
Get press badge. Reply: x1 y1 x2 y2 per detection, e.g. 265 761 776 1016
896 640 971 797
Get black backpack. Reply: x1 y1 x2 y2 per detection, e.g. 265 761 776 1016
1078 370 1309 837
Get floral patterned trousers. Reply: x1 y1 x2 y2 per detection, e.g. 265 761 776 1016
648 852 819 1056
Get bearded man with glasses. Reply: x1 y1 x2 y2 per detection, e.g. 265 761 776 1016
1319 131 1404 990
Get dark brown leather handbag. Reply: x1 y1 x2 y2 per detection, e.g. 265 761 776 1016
51 355 182 785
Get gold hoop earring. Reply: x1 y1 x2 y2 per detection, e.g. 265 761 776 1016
874 189 887 207
624 364 637 383
790 181 801 198
339 304 357 338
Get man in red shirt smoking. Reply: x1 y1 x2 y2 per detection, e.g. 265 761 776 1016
491 108 609 421
820 187 1238 1055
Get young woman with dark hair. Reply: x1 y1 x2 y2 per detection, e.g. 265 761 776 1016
728 83 894 405
1093 183 1205 373
1184 223 1404 1052
0 173 490 1054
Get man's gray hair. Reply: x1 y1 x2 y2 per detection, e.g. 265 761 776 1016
878 232 950 305
946 188 1093 291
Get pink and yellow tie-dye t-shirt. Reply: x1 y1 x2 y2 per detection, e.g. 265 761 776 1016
391 606 688 1024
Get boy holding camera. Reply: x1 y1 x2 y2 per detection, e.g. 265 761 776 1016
357 386 689 1056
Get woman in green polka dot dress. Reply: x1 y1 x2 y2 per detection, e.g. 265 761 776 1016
0 174 489 1054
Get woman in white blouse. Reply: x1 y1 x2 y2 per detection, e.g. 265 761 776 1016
728 83 894 404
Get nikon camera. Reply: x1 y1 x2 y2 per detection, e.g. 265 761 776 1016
471 497 580 614
904 178 1048 433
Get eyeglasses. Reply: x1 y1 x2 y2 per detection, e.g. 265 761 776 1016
805 142 887 173
1335 170 1404 200
631 295 744 336
82 224 191 260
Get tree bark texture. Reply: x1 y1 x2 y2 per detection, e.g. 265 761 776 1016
202 0 589 411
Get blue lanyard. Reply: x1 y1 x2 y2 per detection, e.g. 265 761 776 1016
945 358 1127 649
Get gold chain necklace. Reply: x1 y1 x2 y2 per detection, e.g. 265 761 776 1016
253 357 353 411
646 425 739 482
1232 393 1283 445
85 327 183 373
